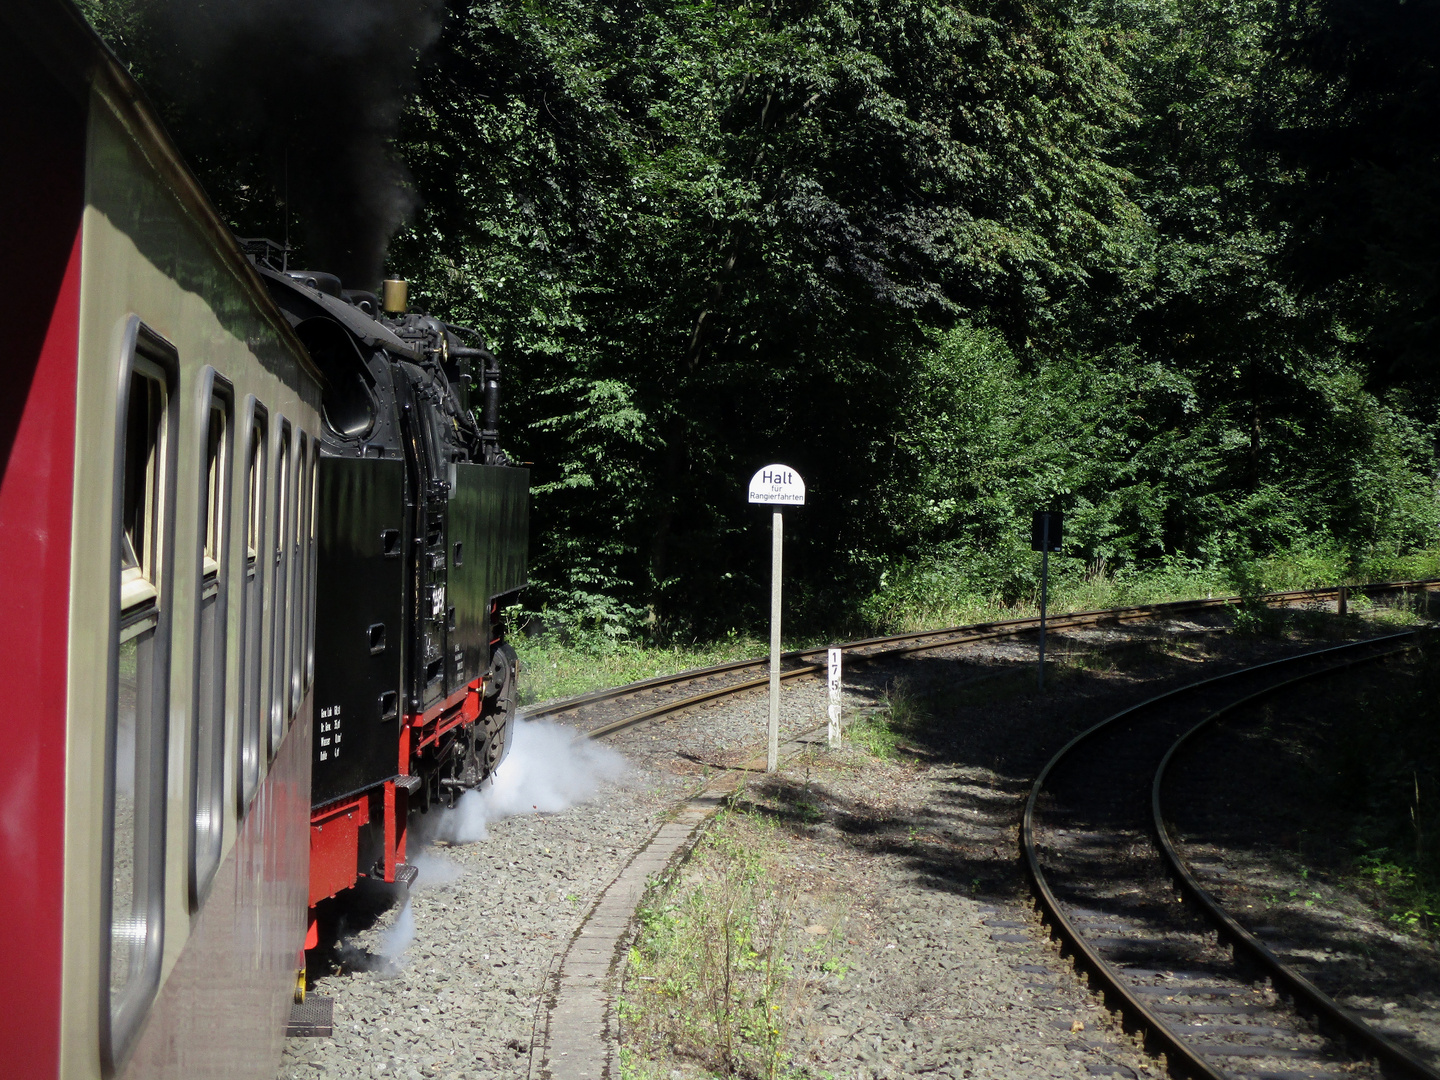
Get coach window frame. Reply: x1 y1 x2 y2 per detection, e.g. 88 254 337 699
269 419 291 757
101 317 178 1075
237 399 268 813
189 370 232 908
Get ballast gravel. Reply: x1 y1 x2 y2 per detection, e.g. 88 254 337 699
278 762 688 1080
1169 649 1440 1068
281 671 1145 1080
278 678 861 1080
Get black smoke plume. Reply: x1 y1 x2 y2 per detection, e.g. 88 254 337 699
138 0 441 289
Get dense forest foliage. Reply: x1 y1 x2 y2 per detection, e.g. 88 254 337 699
82 0 1440 638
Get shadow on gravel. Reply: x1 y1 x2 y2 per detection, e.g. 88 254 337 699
1166 645 1440 1018
735 771 1030 902
735 623 1299 908
734 609 1440 1058
309 875 413 980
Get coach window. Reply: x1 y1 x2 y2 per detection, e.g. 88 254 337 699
238 404 267 812
104 320 176 1069
269 421 291 757
305 450 318 688
191 375 231 906
290 434 307 714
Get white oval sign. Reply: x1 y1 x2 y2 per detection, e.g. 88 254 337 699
748 464 805 506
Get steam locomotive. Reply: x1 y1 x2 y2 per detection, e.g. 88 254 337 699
242 242 529 935
1 1 528 1077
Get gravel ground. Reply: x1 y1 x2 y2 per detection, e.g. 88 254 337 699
280 670 880 1080
281 606 1427 1080
716 753 1162 1080
597 675 879 772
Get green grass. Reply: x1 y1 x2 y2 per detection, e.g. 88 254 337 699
842 714 906 759
843 679 933 759
862 546 1440 635
618 809 845 1080
1306 637 1440 937
1353 849 1440 932
514 631 768 706
514 550 1440 707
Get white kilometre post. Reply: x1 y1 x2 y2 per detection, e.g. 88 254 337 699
748 464 806 774
827 647 842 747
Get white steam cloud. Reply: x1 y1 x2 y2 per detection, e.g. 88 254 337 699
341 720 624 972
376 900 415 965
434 719 629 843
407 848 463 887
344 851 458 972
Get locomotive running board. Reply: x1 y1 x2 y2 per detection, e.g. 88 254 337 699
366 860 420 888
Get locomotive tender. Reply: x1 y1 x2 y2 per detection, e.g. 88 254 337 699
1 2 529 1078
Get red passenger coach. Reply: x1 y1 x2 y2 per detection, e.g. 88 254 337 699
2 0 533 1074
1 2 323 1078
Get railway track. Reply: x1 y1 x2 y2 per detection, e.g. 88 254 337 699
525 580 1439 741
1023 632 1440 1080
523 581 1435 1080
520 578 1438 1080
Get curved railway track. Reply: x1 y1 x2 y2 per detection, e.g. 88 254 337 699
525 580 1438 742
1022 632 1440 1080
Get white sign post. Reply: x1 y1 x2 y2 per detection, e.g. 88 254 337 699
827 647 842 747
749 464 805 772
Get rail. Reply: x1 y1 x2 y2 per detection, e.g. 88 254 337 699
1152 643 1440 1080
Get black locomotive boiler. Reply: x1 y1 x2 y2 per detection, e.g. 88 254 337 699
243 242 530 931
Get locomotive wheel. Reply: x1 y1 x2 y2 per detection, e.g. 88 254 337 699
485 642 518 706
482 719 505 771
481 644 518 772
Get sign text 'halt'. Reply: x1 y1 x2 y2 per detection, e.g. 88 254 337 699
748 464 806 506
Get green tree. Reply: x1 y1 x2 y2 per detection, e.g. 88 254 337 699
395 0 1140 633
75 0 1440 636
